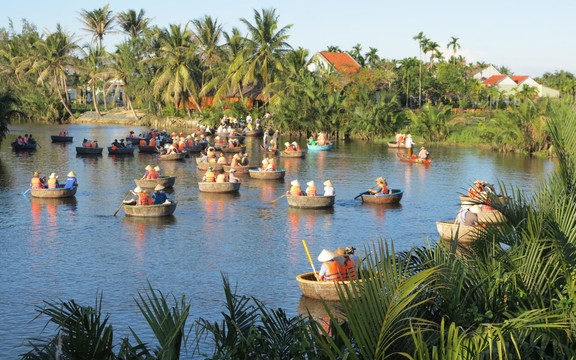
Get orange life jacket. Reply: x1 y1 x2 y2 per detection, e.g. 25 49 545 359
178 142 185 150
47 178 58 189
112 146 117 150
92 142 98 148
149 139 156 146
85 142 92 148
322 261 342 281
31 177 43 189
216 174 227 183
267 163 276 171
147 169 159 179
290 186 301 196
306 186 317 196
340 258 356 281
205 171 216 182
137 193 152 206
140 140 146 146
209 157 217 164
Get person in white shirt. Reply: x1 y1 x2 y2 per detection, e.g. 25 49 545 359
405 134 415 157
323 180 335 196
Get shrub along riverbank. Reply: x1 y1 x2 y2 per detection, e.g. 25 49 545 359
20 99 576 359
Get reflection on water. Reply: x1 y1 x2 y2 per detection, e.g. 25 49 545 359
0 123 556 358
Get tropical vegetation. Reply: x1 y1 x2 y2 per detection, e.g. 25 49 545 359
0 6 574 151
20 99 576 358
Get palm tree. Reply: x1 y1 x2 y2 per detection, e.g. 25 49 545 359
31 25 78 119
191 15 224 89
365 47 380 66
80 46 110 119
109 42 140 120
413 31 427 107
349 43 365 66
147 24 201 114
326 45 341 52
0 92 21 145
79 4 115 50
117 9 150 38
448 36 460 65
233 8 293 103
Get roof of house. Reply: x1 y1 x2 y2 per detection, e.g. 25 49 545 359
510 75 531 84
319 51 361 73
482 75 509 85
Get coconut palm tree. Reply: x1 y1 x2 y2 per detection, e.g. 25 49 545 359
116 9 150 39
413 32 427 107
79 4 115 50
146 24 201 114
80 46 110 119
30 25 78 119
448 36 460 65
365 47 380 67
0 92 20 145
108 42 140 120
191 15 224 89
232 8 293 103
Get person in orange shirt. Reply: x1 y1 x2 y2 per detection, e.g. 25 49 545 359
31 171 45 189
289 180 302 196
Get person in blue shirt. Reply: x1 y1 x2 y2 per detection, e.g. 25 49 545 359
152 184 168 204
64 171 78 189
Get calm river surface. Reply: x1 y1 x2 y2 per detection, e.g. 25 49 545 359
0 123 555 357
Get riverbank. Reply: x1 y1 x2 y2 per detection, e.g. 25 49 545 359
69 109 200 129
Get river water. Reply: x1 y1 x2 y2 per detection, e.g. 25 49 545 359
0 123 554 357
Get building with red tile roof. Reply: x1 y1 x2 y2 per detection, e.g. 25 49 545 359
307 51 361 74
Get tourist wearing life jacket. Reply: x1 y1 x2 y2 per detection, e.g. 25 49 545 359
306 181 317 196
316 249 342 282
289 180 303 196
369 177 389 195
266 158 276 171
217 153 227 165
92 140 98 148
335 247 356 281
149 139 156 146
154 166 162 177
216 169 227 183
64 171 78 189
142 165 154 180
31 171 44 189
47 173 60 189
261 158 269 171
140 139 146 146
230 154 241 167
203 167 216 182
291 142 301 151
284 142 294 152
152 184 167 205
136 189 152 206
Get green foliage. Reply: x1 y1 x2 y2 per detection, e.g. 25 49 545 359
407 103 454 141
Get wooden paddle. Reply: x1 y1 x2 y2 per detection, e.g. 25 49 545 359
270 192 287 204
113 190 133 216
302 240 318 279
354 190 371 200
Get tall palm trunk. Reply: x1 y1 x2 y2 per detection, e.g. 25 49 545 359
91 83 102 119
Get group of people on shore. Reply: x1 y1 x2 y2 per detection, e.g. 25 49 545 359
316 246 360 281
30 171 78 189
289 179 334 196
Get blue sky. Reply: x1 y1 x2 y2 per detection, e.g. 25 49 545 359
2 0 575 77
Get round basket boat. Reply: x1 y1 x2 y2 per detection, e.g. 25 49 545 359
134 175 176 189
260 145 278 155
244 129 263 137
185 144 203 153
287 194 335 208
436 221 480 243
108 146 135 155
296 272 356 301
125 137 144 145
138 145 159 153
122 201 178 217
12 142 37 151
361 189 403 204
51 135 73 143
223 164 258 174
281 150 306 158
460 195 507 205
220 145 246 153
76 147 103 155
30 186 77 198
307 142 334 151
198 181 241 193
248 169 286 180
196 161 224 171
159 152 186 161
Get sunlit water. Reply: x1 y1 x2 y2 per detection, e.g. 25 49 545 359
0 123 555 357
